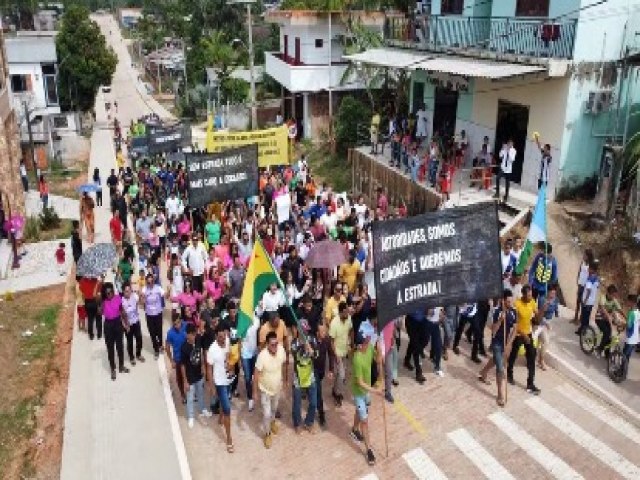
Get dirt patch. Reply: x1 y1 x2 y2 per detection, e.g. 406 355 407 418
0 275 75 480
48 154 89 200
554 202 640 299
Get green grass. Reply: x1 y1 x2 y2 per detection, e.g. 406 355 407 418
307 149 353 193
20 305 61 362
0 398 38 473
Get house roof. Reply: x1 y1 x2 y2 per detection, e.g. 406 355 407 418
344 48 546 79
5 35 57 64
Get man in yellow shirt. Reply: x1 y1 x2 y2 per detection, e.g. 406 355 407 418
338 250 361 294
506 285 540 395
329 302 352 407
324 283 346 325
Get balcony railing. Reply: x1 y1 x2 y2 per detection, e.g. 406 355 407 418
384 15 577 60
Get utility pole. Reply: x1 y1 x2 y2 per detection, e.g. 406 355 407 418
246 2 257 130
23 101 37 182
229 0 257 130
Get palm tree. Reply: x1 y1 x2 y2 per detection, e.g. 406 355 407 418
339 18 385 110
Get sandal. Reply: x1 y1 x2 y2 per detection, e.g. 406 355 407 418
538 364 547 371
497 398 505 407
477 375 491 385
227 443 234 453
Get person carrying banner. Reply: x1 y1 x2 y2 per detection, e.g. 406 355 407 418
478 289 517 406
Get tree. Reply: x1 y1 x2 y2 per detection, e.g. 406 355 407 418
335 96 370 154
340 19 385 110
56 6 117 112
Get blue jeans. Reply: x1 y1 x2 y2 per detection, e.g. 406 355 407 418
492 343 505 375
241 355 257 400
186 377 205 419
292 381 317 428
216 384 231 415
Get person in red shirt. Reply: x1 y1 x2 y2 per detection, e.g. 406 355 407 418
79 276 102 339
55 242 66 276
110 209 123 255
376 187 388 216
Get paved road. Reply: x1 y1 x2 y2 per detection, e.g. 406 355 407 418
174 316 640 480
60 14 189 480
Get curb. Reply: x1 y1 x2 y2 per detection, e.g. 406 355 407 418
546 349 640 427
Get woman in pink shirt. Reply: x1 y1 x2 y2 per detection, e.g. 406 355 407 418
176 214 191 238
204 266 225 303
100 282 129 380
214 234 231 267
171 278 204 311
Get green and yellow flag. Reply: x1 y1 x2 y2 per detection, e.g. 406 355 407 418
237 240 280 338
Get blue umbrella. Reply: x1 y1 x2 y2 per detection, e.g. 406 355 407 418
77 183 99 193
77 243 117 278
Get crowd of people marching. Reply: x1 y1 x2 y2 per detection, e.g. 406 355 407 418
69 114 639 466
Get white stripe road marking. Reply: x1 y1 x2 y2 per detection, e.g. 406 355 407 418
526 397 640 480
158 355 193 480
402 447 449 480
557 383 640 445
448 428 515 480
488 412 584 480
359 474 379 480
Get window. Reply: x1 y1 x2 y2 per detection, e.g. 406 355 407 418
53 115 68 129
516 0 550 17
10 74 31 93
315 39 323 48
441 0 464 15
44 74 58 105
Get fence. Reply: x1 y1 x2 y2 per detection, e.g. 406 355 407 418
384 15 577 60
349 147 442 215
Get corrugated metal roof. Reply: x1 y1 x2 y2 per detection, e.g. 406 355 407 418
343 48 428 69
5 36 57 64
411 57 545 79
344 48 546 79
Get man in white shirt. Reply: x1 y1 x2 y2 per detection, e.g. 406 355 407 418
534 134 552 190
165 192 181 220
275 192 291 236
207 323 233 450
494 139 516 202
354 196 367 229
320 208 338 231
182 234 208 293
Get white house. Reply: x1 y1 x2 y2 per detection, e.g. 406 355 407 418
5 32 61 163
265 10 385 139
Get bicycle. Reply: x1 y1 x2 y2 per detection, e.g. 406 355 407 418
579 323 627 383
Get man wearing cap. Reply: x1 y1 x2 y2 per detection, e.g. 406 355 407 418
182 234 207 293
351 331 383 466
290 319 319 433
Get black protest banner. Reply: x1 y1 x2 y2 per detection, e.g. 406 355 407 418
186 144 259 207
372 202 502 328
147 122 191 154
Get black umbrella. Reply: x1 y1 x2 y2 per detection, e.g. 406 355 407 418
77 243 117 278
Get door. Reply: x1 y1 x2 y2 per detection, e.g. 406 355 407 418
412 81 424 113
494 100 529 184
284 34 289 61
294 37 301 65
432 87 458 139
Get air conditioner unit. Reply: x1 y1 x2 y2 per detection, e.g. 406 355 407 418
585 89 614 115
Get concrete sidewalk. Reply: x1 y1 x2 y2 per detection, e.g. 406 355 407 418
60 14 189 480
